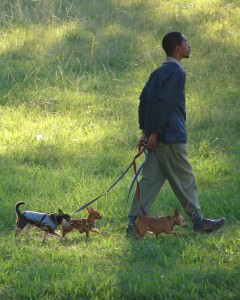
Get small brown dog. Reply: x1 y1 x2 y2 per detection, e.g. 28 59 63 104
62 207 102 238
136 209 187 238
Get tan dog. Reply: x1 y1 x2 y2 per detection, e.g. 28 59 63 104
62 207 102 238
136 209 187 238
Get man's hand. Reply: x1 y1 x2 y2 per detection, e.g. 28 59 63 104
139 132 148 146
145 132 158 151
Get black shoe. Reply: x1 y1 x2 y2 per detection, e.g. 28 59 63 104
126 224 137 234
195 217 226 233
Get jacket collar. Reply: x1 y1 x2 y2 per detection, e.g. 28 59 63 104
166 56 182 67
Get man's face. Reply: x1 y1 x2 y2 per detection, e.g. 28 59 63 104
178 35 191 59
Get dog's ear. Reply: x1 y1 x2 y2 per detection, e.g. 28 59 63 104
58 209 63 216
174 209 179 216
87 207 93 213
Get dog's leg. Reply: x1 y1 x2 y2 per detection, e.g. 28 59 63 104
41 231 62 242
42 231 48 243
25 225 33 239
84 229 89 238
41 231 64 242
14 227 23 245
15 227 22 237
62 229 69 238
48 231 65 240
53 232 64 240
90 228 100 234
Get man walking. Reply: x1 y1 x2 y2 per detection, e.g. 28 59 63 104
127 32 225 233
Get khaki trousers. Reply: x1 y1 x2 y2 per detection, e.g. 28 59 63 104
128 143 200 217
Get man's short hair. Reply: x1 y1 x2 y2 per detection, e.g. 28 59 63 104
162 32 184 56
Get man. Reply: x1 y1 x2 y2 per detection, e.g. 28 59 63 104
127 32 225 233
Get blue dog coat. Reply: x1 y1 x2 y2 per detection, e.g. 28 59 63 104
23 211 56 231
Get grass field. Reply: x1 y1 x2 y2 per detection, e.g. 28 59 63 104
0 0 240 299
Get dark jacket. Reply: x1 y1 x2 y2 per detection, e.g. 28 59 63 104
139 62 187 143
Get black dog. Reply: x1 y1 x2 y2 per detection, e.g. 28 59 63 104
15 201 71 241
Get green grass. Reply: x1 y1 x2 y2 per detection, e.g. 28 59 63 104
0 0 240 299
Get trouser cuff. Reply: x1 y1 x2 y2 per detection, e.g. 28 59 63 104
188 210 204 230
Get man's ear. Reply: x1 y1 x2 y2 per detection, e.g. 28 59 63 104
175 45 181 52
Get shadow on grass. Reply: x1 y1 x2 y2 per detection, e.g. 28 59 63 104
113 224 239 298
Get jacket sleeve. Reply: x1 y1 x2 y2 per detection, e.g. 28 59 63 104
138 77 150 131
148 68 185 132
138 70 157 131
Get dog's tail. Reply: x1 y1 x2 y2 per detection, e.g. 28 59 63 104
15 201 25 216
